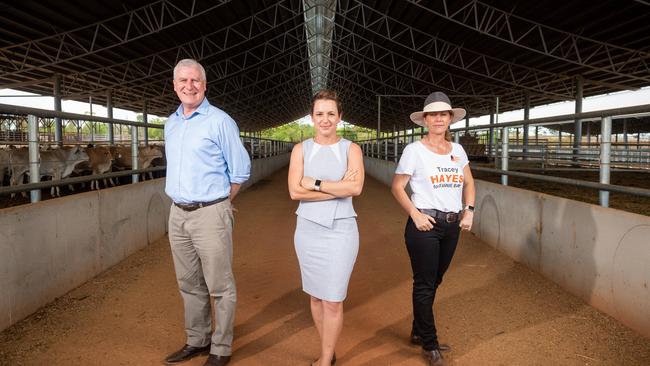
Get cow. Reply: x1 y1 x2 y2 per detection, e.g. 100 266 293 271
10 146 90 197
81 145 116 190
0 148 11 186
7 147 30 197
148 144 166 179
110 145 163 181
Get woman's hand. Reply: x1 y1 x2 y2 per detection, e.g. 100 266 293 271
459 210 473 231
411 210 436 231
301 176 316 190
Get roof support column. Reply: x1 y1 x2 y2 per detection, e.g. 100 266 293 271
53 74 63 146
393 124 397 162
143 100 149 146
488 107 494 158
107 90 114 145
599 116 611 207
131 124 139 184
574 75 584 161
623 119 628 164
89 96 94 143
501 125 509 186
523 92 530 160
377 95 381 158
28 115 41 203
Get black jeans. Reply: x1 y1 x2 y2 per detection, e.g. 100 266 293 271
404 216 460 351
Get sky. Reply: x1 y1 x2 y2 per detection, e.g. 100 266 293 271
450 86 650 129
0 89 161 121
1 86 649 129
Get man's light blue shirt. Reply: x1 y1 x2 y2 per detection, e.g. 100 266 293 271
164 98 251 204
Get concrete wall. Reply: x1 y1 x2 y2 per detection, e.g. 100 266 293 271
364 157 650 339
0 153 290 332
0 179 171 332
244 153 290 189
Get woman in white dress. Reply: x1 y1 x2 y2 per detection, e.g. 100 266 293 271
391 91 476 366
288 89 364 366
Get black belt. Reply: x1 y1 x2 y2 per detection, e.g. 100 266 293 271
174 197 228 212
419 208 462 223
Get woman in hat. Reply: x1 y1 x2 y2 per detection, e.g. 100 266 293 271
288 89 364 366
391 91 475 366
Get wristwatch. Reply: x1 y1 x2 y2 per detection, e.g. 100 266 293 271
314 179 322 191
464 205 475 212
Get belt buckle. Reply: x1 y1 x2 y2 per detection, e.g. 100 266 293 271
445 212 456 223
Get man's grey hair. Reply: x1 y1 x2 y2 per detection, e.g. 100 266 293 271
173 59 207 81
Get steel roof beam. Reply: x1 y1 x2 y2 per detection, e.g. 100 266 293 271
58 8 305 100
0 0 233 78
333 22 571 101
329 33 523 108
337 2 640 99
406 0 650 83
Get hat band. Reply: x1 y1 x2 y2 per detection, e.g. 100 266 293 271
422 101 453 113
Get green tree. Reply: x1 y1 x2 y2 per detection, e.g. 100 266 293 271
260 121 314 142
137 114 166 142
258 120 377 142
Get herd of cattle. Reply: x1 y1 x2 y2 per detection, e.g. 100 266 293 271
0 145 165 197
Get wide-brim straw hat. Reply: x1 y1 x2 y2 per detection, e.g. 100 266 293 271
409 91 466 127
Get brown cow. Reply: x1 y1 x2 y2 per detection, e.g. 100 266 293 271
0 148 11 186
82 145 116 190
110 145 163 180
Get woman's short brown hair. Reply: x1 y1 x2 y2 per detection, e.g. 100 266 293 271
311 89 342 115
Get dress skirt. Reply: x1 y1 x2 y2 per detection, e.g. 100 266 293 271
294 216 359 302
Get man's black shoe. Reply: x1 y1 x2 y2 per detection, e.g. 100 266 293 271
203 354 231 366
164 344 210 364
410 332 451 351
422 349 446 366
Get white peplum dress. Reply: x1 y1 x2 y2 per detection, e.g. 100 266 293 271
294 138 359 302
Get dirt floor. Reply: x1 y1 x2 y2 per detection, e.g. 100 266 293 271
0 168 649 366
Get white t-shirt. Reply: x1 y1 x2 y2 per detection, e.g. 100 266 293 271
395 141 469 212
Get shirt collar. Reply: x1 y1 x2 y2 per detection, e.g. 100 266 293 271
175 98 210 119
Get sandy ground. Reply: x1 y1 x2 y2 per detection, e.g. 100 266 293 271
1 168 648 366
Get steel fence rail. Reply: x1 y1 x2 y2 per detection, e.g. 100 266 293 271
0 166 166 196
471 166 650 198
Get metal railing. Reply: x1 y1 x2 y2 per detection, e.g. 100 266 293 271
357 104 650 207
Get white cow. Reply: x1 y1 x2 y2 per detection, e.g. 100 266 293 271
10 146 90 197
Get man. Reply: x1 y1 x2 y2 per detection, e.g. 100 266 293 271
163 59 251 366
